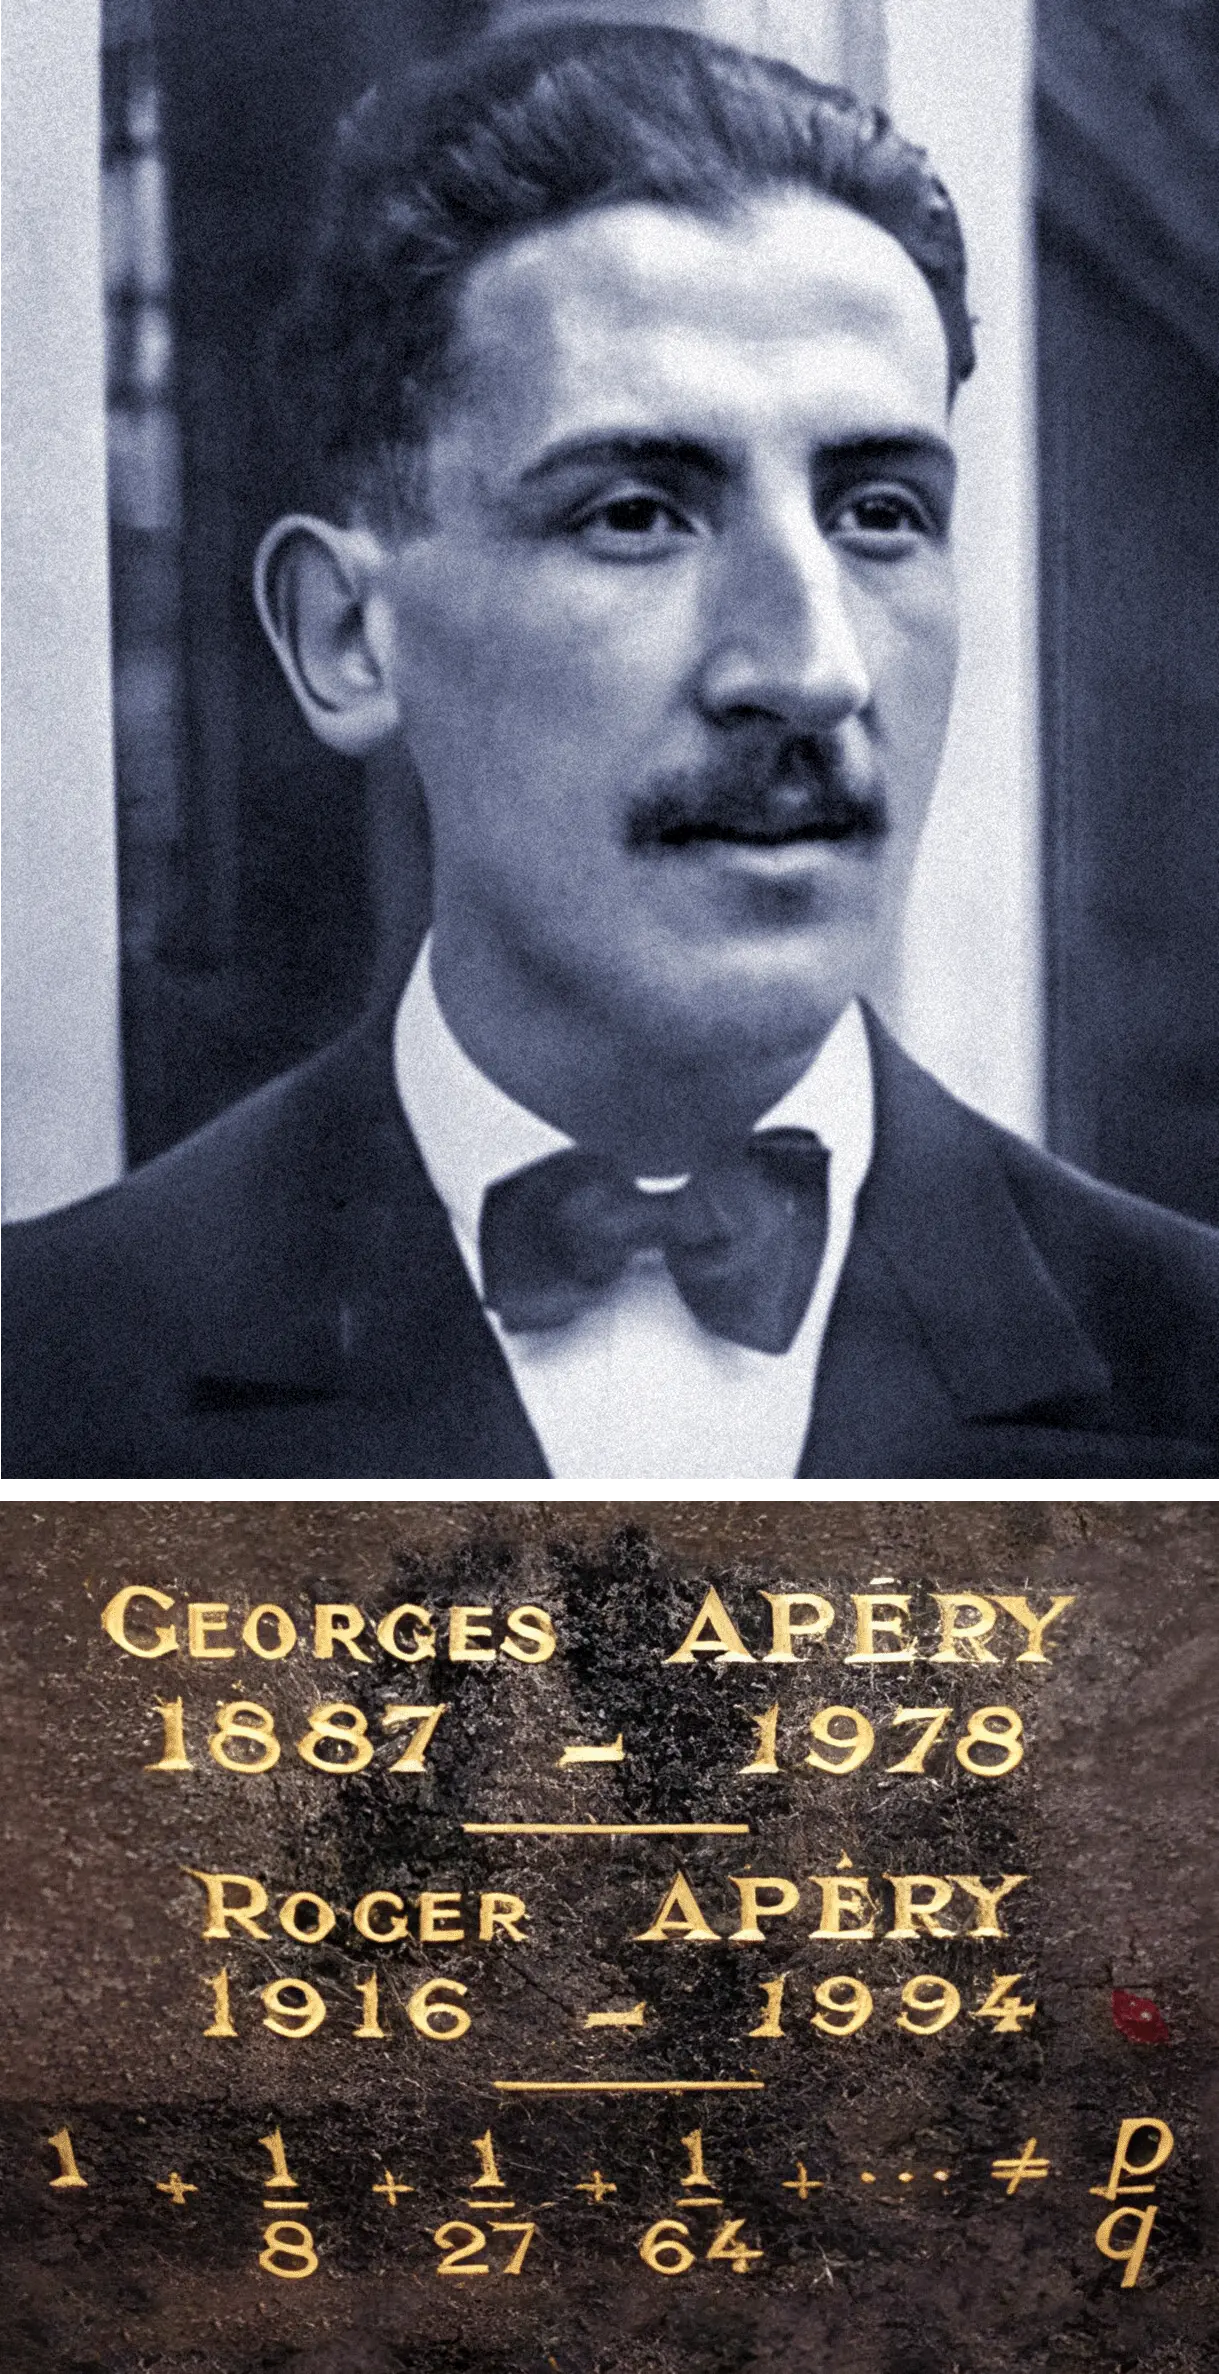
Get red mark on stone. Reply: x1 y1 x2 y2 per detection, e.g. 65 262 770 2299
1112 1989 1169 2044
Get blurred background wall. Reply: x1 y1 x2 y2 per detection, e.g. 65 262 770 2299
2 0 123 1217
4 0 1218 1229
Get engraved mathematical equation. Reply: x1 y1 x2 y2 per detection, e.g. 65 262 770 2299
42 2115 1176 2292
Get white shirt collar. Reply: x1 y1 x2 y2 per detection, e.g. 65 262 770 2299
394 933 874 1293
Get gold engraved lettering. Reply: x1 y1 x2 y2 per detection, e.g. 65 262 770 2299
558 1735 625 1765
155 2171 197 2204
782 2162 822 2198
896 1976 961 2034
807 1706 874 1771
706 2220 763 2271
187 1602 235 1658
47 2128 87 2188
187 1870 271 1940
202 1969 237 2037
808 1873 877 1937
353 1890 410 1943
502 1605 557 1662
740 1704 779 1774
259 2220 318 2278
297 1703 374 1770
928 1594 1001 1663
382 1703 448 1771
639 2220 695 2275
373 2169 414 2203
407 1978 471 2040
990 2139 1051 2194
665 1589 753 1664
491 2221 536 2274
679 2129 714 2193
434 2220 491 2276
479 1891 530 1942
947 1874 1027 1937
811 1976 873 2035
450 1606 496 1661
241 1604 297 1659
277 1891 336 1943
419 1892 465 1944
761 1592 835 1661
375 1603 436 1661
886 1875 957 1939
259 2132 301 2190
1094 2205 1158 2286
469 2131 504 2189
585 2003 646 2027
1090 2117 1175 2201
146 1697 193 1771
575 2170 616 2201
955 1707 1025 1775
750 1976 788 2037
353 1974 385 2038
312 1604 373 1662
845 1588 917 1664
101 1584 178 1657
992 1593 1075 1662
634 1871 720 1942
729 1877 800 1943
885 1707 952 1773
262 1979 326 2038
208 1702 280 1773
973 1973 1037 2030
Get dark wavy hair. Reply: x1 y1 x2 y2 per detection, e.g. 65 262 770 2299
276 19 975 520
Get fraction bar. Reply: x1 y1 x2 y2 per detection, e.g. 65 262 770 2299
462 1822 750 1836
493 2080 765 2094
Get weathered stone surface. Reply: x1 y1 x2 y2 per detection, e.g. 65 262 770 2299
2 1501 1216 2370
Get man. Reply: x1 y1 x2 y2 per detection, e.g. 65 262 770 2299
5 20 1219 1478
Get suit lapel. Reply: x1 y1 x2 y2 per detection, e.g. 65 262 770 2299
183 1009 550 1478
802 1014 1112 1476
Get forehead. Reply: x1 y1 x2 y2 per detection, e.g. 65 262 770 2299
445 188 952 472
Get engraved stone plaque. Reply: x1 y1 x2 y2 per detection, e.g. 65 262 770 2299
3 1501 1216 2370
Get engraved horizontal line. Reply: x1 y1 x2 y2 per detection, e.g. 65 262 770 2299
462 1822 750 1836
493 2080 764 2094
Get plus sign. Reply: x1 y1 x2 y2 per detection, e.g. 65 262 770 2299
373 2170 415 2205
782 2161 824 2201
990 2139 1051 2197
575 2170 616 2203
155 2172 197 2205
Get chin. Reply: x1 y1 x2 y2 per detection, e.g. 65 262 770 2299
631 941 857 1066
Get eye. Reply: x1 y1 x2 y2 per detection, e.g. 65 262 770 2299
827 481 942 553
572 490 696 557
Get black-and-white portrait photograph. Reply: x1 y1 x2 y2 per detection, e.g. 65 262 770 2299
4 0 1219 1480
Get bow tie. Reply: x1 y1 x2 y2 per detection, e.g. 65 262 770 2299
479 1128 829 1355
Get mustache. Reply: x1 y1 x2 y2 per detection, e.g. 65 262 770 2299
625 728 889 851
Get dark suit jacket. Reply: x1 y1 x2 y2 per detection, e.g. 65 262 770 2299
4 1007 1218 1477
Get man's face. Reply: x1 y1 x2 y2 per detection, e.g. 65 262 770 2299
379 187 959 1066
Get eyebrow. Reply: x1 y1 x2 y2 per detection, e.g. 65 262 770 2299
517 434 734 488
817 432 957 482
514 427 956 490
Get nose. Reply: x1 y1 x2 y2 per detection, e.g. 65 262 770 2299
695 497 872 734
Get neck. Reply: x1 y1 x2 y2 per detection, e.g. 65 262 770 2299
427 933 837 1172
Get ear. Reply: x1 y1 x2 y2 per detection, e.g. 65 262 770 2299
254 514 402 757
